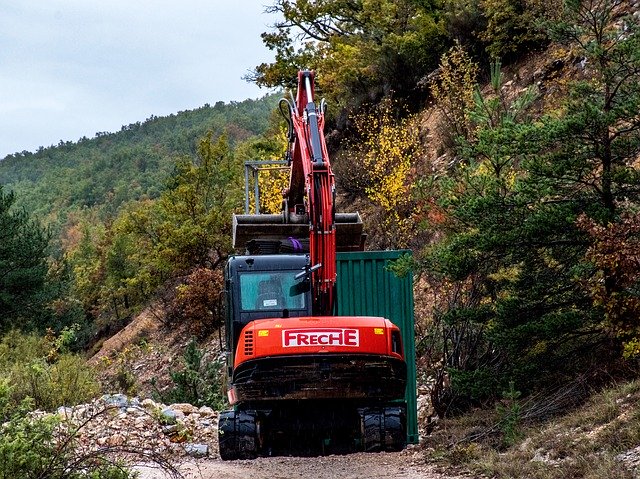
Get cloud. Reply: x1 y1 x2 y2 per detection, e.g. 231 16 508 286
0 0 276 157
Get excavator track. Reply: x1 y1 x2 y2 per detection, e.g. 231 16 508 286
218 402 406 459
218 410 258 460
359 406 406 452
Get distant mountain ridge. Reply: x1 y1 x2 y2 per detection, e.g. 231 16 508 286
0 94 279 225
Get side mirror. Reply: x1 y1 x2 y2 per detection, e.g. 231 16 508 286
294 262 322 280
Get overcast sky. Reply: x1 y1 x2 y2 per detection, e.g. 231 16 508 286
0 1 277 158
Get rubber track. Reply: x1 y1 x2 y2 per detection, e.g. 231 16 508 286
382 407 405 452
362 409 383 452
361 407 406 452
218 410 258 460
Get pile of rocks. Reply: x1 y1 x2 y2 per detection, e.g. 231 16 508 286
49 394 219 459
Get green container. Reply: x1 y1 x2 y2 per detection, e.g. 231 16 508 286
336 250 418 444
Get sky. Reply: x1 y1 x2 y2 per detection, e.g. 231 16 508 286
0 1 278 158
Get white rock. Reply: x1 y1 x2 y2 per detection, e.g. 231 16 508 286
184 443 208 457
198 406 215 417
57 406 73 419
170 403 197 415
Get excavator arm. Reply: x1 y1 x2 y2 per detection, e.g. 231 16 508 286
233 70 363 315
285 70 337 315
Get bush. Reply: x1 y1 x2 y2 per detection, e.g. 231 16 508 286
169 267 224 337
444 0 487 56
0 398 146 479
152 339 224 409
342 99 423 248
444 0 555 62
480 0 549 59
0 330 99 411
430 43 479 146
9 354 100 411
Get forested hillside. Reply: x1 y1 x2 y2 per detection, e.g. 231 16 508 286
0 95 278 227
1 0 639 477
0 93 285 346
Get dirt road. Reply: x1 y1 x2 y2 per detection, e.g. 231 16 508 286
135 449 467 479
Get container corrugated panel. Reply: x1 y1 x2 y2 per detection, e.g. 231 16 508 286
336 250 418 444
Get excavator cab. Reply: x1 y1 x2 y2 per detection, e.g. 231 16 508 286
224 254 313 370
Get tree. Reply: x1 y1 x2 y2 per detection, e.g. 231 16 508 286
426 65 592 408
155 132 243 269
0 187 50 331
251 0 447 108
64 132 246 324
430 42 479 144
421 0 640 413
542 0 640 217
480 0 550 59
533 0 640 347
105 132 243 313
342 99 424 248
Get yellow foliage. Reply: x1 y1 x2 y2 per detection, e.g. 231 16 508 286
472 161 493 178
349 99 423 247
623 337 640 359
430 43 479 142
487 264 521 283
245 125 290 214
528 340 548 356
257 168 289 214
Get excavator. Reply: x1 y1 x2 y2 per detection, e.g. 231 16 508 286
218 71 408 459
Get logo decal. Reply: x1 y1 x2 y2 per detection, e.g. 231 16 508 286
282 328 360 347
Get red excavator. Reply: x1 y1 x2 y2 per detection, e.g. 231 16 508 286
218 71 407 459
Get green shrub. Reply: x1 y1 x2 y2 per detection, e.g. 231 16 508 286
0 400 135 479
444 0 487 56
0 364 171 479
9 354 100 411
152 339 224 409
450 367 503 408
480 0 549 59
0 330 45 369
496 381 523 447
0 330 99 411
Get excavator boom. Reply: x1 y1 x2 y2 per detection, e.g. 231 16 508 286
233 70 363 314
290 70 336 314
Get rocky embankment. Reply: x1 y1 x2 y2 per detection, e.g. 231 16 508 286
45 394 219 460
39 394 461 479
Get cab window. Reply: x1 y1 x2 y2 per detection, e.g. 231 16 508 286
239 272 306 311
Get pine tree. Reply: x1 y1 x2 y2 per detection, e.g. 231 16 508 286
0 187 49 330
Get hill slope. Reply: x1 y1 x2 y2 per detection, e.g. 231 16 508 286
0 94 279 226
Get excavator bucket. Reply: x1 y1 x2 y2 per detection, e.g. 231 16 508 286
232 212 365 252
